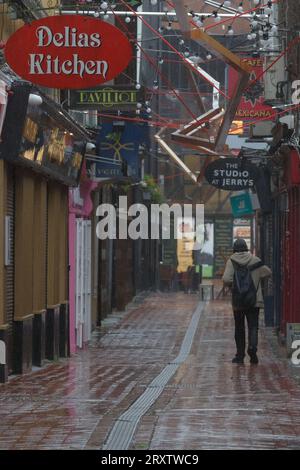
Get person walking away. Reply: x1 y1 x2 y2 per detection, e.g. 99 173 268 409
222 238 272 365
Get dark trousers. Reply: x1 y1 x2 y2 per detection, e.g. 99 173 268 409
233 308 259 358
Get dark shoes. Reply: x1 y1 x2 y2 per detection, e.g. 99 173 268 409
232 354 259 364
232 356 244 364
250 354 259 365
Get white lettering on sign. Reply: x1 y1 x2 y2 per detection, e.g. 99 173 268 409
36 26 101 48
291 340 300 365
29 54 108 79
29 26 108 79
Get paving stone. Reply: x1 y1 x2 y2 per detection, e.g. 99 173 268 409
0 293 299 450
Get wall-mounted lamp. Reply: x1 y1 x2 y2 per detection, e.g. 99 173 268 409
86 142 96 151
28 93 43 106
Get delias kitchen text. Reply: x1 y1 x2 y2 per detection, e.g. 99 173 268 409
29 26 108 79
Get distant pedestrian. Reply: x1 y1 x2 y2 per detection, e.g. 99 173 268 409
192 240 202 292
222 238 272 365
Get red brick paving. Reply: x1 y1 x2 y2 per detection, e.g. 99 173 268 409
0 293 300 450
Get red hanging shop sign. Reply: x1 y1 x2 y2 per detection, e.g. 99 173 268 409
228 57 276 121
4 15 132 89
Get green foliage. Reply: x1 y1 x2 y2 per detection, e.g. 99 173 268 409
143 174 164 204
105 132 121 143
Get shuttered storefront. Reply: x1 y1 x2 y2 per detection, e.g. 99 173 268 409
282 187 300 333
5 163 14 375
260 211 274 326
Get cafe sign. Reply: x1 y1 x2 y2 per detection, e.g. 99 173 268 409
69 86 143 110
205 158 257 191
4 15 132 89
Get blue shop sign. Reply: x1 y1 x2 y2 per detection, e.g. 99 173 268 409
96 121 149 179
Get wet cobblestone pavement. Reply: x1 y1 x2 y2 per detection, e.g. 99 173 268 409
0 292 300 450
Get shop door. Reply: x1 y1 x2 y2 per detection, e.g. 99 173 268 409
75 218 92 348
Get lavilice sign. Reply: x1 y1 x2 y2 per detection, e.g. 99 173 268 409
69 86 143 110
4 15 132 89
205 158 257 191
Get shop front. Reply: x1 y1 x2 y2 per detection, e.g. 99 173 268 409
269 141 300 338
0 80 88 381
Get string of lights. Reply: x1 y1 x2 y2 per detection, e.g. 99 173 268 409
118 0 230 100
107 0 208 125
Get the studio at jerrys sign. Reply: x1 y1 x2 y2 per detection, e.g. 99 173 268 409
4 15 132 89
205 158 257 191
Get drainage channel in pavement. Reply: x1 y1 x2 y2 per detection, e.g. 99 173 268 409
102 301 205 451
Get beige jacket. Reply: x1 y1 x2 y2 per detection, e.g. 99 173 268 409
222 252 272 308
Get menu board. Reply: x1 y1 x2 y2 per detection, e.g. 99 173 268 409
162 217 177 266
233 218 252 250
176 217 194 273
214 217 234 277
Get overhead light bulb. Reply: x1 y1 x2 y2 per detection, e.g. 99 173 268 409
228 26 234 35
100 1 108 10
190 53 201 65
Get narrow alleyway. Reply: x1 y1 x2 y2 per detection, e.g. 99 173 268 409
0 292 300 450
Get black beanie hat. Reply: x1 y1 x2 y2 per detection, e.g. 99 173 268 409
233 238 249 253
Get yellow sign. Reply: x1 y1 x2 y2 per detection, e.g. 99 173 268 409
176 218 194 273
177 238 194 273
229 121 244 135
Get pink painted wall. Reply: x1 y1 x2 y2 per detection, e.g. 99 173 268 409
68 166 98 354
68 212 77 354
